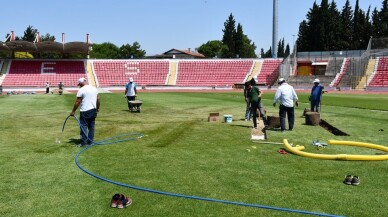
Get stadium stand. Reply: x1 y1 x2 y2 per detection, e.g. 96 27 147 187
256 59 282 86
368 57 388 87
1 60 86 87
92 60 169 87
355 58 376 90
245 60 263 81
175 60 254 87
330 58 350 87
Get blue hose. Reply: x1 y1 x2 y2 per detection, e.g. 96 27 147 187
63 115 345 217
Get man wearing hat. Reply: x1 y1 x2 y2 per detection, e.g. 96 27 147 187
273 78 299 132
125 77 137 111
70 78 100 146
310 78 325 112
58 81 64 95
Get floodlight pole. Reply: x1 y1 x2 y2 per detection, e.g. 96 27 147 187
34 32 41 43
4 31 14 42
272 0 278 58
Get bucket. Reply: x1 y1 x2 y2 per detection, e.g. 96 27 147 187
224 115 233 123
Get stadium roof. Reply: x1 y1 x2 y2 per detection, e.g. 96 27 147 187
0 40 91 54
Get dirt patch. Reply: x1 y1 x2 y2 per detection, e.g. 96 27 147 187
319 119 349 136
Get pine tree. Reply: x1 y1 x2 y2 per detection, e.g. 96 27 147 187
306 2 321 51
285 44 290 57
360 6 372 48
318 0 330 50
352 0 362 49
339 0 353 50
22 25 38 42
222 13 236 58
277 38 284 57
380 0 388 36
234 23 244 58
297 20 309 52
326 0 342 50
371 7 380 37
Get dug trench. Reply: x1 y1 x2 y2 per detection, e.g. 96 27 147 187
268 113 350 136
304 110 349 136
319 119 349 136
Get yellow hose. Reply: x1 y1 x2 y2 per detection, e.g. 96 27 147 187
283 139 388 161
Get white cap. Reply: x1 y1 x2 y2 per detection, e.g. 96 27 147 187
313 78 320 83
253 76 258 81
129 77 134 82
278 78 285 84
78 78 86 84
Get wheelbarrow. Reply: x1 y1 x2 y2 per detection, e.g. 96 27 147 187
128 100 142 112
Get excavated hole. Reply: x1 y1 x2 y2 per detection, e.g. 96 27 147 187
319 119 349 136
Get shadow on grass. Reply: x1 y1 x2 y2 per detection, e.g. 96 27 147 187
229 124 252 128
65 138 81 146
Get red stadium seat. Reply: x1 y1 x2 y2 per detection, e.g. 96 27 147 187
2 60 86 87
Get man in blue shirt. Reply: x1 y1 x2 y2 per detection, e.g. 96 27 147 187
310 78 325 112
125 77 137 111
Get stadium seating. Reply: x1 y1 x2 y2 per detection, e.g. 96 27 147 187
368 57 388 87
175 60 254 86
256 59 282 85
2 60 86 87
92 60 169 87
331 58 350 87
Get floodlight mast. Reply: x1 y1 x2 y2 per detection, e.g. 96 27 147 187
272 0 278 58
33 32 41 43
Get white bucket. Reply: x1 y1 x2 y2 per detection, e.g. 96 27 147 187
224 115 233 123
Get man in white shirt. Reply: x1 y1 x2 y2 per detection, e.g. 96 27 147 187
124 77 137 111
273 78 298 132
70 78 100 146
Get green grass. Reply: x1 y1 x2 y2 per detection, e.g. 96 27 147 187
0 91 388 217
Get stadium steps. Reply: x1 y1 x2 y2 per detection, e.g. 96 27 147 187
246 60 262 82
86 60 97 87
330 58 350 87
365 58 378 86
355 58 376 90
0 60 10 85
0 74 5 85
167 60 178 85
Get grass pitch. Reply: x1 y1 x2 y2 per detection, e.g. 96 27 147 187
0 91 387 217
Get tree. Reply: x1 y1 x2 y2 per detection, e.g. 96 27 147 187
119 42 146 59
234 23 244 58
318 0 330 50
22 25 38 42
40 33 56 42
240 34 257 58
380 0 388 36
305 2 321 51
359 6 372 48
351 0 363 49
285 44 290 57
221 13 236 58
261 46 272 58
339 0 353 50
90 42 120 59
197 40 223 58
371 7 380 36
277 38 285 57
297 20 310 51
326 0 342 50
260 48 265 58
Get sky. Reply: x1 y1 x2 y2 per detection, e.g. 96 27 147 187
0 0 383 56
